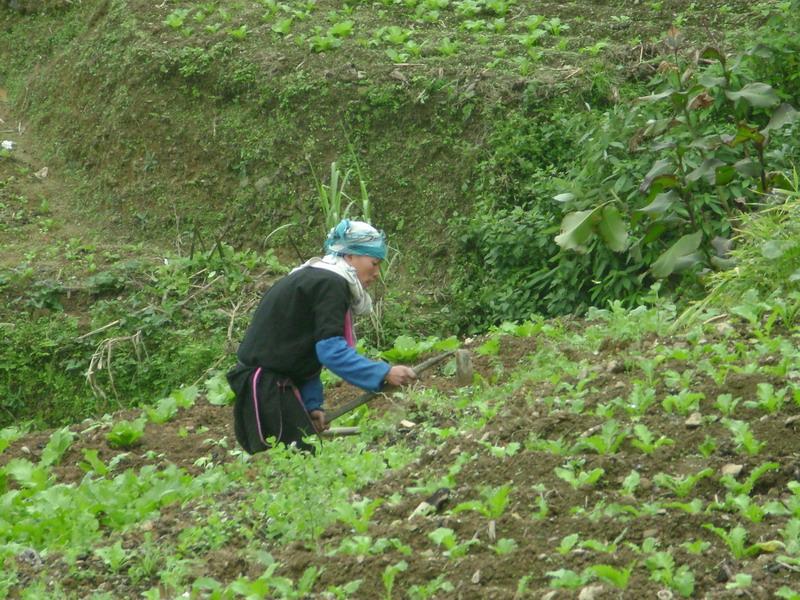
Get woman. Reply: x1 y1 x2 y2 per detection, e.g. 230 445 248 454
227 219 417 454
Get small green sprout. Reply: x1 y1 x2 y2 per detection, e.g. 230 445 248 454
555 459 605 490
631 424 674 454
428 528 478 558
653 468 714 498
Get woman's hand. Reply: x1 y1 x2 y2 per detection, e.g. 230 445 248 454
309 410 329 433
385 365 417 387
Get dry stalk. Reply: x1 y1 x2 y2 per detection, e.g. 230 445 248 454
85 331 146 408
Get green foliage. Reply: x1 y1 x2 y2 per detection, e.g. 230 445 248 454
0 246 283 427
554 29 799 287
702 523 762 559
449 108 604 327
146 397 179 425
720 461 779 496
204 372 235 406
334 497 383 534
107 417 147 449
94 541 130 572
645 551 695 597
653 468 714 498
573 420 629 455
40 427 75 468
427 527 479 559
555 459 605 489
701 176 800 314
724 418 765 455
587 563 634 589
546 568 591 589
382 560 407 600
378 335 459 363
630 424 674 454
407 575 454 599
311 160 372 235
0 426 25 455
451 484 511 520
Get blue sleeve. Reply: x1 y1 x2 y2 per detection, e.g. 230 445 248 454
315 337 391 393
299 375 324 412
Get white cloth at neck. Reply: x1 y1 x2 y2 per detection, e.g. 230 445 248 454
291 254 373 316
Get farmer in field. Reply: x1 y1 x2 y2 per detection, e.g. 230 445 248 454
227 219 417 454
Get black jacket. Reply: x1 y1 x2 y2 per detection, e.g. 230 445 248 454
236 267 351 382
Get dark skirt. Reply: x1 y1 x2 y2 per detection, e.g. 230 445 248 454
226 364 317 454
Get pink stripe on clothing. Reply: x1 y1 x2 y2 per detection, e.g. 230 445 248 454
252 367 266 446
344 309 356 347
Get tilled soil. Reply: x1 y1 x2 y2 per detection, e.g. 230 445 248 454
3 326 800 598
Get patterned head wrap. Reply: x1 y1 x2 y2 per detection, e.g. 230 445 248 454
324 219 387 260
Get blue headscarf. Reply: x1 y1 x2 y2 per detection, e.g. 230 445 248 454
324 219 387 260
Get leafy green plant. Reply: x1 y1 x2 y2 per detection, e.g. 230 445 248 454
661 390 704 416
40 427 75 467
720 461 779 495
106 417 147 449
204 373 235 406
555 459 605 489
525 435 573 456
170 385 198 409
3 458 51 490
407 575 454 600
334 497 383 534
481 440 521 458
615 383 657 417
744 382 787 413
714 393 739 416
311 161 356 233
531 483 550 520
681 539 711 555
164 8 191 30
146 396 179 424
557 533 580 554
663 498 705 514
406 452 473 496
653 468 714 497
630 424 674 454
726 573 753 590
79 448 109 476
428 527 480 558
724 418 765 455
645 551 695 597
573 419 629 455
379 335 458 363
587 563 634 589
698 435 717 457
727 494 768 523
554 29 799 285
435 37 460 56
702 523 762 559
452 484 511 520
0 426 24 454
490 538 517 555
621 470 641 496
382 561 408 599
546 568 591 589
95 541 129 572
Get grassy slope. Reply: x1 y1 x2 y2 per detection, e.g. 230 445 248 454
0 0 778 426
1 0 766 253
